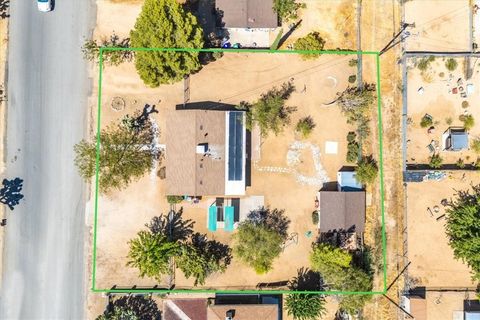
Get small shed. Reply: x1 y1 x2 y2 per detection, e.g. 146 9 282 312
443 127 469 151
337 171 363 191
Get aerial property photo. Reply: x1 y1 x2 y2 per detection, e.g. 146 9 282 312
76 0 387 314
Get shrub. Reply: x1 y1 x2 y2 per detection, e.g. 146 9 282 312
446 117 453 125
456 158 466 169
472 138 480 154
311 211 319 225
167 195 183 204
294 32 325 59
445 58 458 71
439 72 445 78
285 294 326 320
429 153 443 169
420 114 433 128
348 75 357 84
347 131 357 143
417 57 431 71
347 141 360 163
273 0 306 23
460 114 475 130
462 101 469 109
295 116 316 138
355 157 378 185
348 59 358 67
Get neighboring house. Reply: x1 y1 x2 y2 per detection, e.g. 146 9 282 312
317 190 366 233
443 127 469 151
215 0 279 48
163 294 282 320
166 108 247 197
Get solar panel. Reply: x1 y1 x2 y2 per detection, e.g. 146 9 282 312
228 112 243 181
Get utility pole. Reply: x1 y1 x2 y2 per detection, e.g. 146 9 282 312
379 22 415 56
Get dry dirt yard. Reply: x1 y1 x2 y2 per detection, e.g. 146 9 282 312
406 57 480 165
405 0 471 52
406 171 477 288
92 52 382 291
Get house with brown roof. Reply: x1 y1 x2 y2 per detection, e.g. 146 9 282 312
166 108 247 197
317 191 366 233
215 0 279 48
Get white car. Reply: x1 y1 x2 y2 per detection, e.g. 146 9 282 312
37 0 52 12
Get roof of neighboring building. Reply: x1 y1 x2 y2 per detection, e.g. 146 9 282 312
163 299 207 320
409 297 427 320
337 171 363 191
319 191 366 232
207 304 278 320
166 110 226 196
450 129 469 150
216 0 278 28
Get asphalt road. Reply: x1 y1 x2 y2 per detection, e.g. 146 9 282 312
0 1 95 319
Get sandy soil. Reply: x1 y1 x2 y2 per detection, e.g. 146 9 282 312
405 0 471 52
406 171 477 288
92 52 383 292
406 57 480 165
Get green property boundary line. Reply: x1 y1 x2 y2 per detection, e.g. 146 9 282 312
91 47 387 295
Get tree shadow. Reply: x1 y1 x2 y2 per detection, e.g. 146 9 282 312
288 267 325 291
0 178 24 210
146 208 194 242
247 207 290 239
191 232 232 266
0 0 9 19
106 295 161 320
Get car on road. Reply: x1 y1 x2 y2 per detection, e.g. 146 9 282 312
37 0 52 12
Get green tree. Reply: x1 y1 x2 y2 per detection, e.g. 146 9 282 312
445 185 480 281
273 0 306 22
285 294 326 320
471 138 480 154
96 306 138 320
346 132 360 163
445 58 458 71
355 157 378 185
127 231 180 281
337 268 373 314
429 153 443 169
295 116 316 138
74 111 158 194
240 82 296 137
294 32 326 59
233 208 290 274
130 0 204 86
420 114 433 128
176 233 231 286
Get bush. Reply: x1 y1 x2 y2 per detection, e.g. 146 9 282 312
420 114 433 128
285 294 326 320
273 0 305 22
294 32 325 59
347 131 357 143
348 75 357 84
462 101 469 109
460 114 475 130
311 211 319 225
446 117 453 125
472 138 480 154
355 157 378 185
445 58 458 71
295 116 316 138
82 33 133 66
167 195 183 204
348 59 358 67
347 141 360 163
456 158 466 169
429 153 443 169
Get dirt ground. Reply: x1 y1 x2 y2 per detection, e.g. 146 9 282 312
406 57 480 165
94 52 382 292
406 171 477 288
405 0 471 52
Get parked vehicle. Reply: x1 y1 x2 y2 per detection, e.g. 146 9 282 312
37 0 52 12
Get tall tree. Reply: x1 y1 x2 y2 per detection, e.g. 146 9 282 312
74 109 159 194
130 0 204 86
445 185 480 281
176 233 232 286
127 231 180 281
294 32 325 59
273 0 305 23
96 296 161 320
233 208 290 274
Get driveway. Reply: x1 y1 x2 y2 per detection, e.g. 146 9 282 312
0 1 95 319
